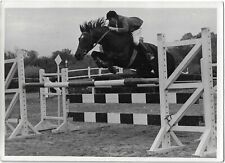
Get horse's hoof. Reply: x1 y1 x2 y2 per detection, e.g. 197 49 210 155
108 67 117 74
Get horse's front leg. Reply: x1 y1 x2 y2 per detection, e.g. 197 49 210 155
91 51 117 74
91 51 108 68
107 63 117 74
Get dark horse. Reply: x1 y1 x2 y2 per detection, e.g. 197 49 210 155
75 18 175 77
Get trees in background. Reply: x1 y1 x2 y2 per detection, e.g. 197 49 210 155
4 48 97 78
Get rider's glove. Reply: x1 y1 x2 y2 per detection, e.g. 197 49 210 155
109 27 118 32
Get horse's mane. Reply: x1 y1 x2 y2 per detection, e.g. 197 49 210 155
80 17 106 33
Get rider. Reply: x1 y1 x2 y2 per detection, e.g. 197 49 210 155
106 10 153 61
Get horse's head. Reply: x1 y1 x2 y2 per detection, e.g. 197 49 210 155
75 32 93 60
75 17 106 60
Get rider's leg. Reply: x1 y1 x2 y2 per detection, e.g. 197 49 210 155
132 29 154 61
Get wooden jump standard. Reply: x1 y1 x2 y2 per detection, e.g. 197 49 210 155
148 28 216 157
5 50 40 140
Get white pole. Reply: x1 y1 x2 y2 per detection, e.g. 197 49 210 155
62 68 68 124
54 55 62 126
45 77 49 98
57 64 61 126
88 66 91 78
194 28 216 156
119 68 123 73
98 68 102 76
40 69 46 124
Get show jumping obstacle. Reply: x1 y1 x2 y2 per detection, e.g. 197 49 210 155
33 67 202 134
37 68 201 129
5 28 216 157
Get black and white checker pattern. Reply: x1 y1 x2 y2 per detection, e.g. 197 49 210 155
67 93 196 104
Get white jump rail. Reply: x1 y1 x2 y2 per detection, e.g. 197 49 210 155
68 66 123 80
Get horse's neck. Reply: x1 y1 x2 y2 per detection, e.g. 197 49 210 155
92 27 134 55
91 27 109 44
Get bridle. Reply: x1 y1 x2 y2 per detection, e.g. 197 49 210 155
93 30 110 47
78 30 110 55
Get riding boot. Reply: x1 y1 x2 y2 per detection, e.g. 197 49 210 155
138 42 154 61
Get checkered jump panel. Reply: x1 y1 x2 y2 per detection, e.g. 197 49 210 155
67 93 198 104
68 112 203 126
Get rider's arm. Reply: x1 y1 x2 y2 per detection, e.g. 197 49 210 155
108 18 130 33
116 20 129 33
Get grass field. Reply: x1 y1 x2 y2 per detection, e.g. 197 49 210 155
4 93 215 157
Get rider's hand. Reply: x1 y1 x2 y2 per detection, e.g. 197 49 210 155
109 27 118 32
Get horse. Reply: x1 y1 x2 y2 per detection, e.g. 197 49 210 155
75 18 175 78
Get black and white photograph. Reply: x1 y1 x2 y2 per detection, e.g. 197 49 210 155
0 0 224 162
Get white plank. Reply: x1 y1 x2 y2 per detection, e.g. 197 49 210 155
168 83 202 89
5 58 16 64
165 39 201 47
172 126 206 132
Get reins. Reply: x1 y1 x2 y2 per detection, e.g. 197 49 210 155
92 30 110 49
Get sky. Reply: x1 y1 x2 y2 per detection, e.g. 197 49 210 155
5 4 218 57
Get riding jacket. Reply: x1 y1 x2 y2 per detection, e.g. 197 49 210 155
109 15 143 33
